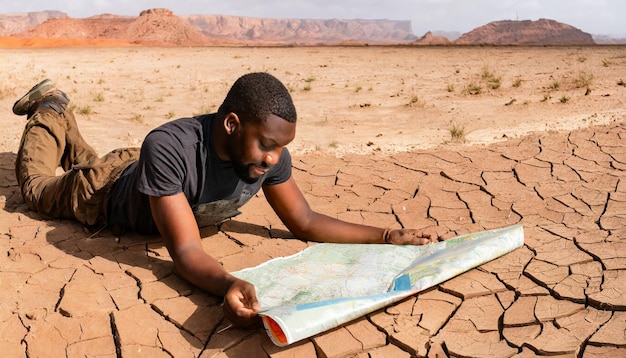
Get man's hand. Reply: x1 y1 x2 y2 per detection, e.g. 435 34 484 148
223 278 262 328
150 194 262 328
386 229 434 245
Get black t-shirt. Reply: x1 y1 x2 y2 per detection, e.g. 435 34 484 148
108 114 292 234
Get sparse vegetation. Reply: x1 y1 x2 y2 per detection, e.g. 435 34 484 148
408 95 425 108
481 64 502 89
462 64 501 95
448 122 466 143
559 95 570 103
550 81 560 90
166 111 176 119
481 65 495 80
577 56 587 63
488 76 501 89
573 71 593 89
77 105 92 115
447 84 455 92
464 82 482 95
512 78 522 88
94 93 105 102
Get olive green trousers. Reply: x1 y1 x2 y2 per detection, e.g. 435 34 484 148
15 95 138 226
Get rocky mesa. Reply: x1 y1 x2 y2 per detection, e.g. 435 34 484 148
11 9 215 46
5 8 415 46
183 13 416 45
455 18 595 45
0 8 600 46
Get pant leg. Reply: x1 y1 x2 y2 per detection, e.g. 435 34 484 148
15 96 139 226
16 90 97 181
71 147 139 226
16 106 75 218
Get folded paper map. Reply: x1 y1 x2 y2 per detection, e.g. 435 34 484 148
233 224 524 346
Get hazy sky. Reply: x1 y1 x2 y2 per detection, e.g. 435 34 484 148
1 0 624 36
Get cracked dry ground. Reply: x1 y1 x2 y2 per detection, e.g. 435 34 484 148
1 121 625 358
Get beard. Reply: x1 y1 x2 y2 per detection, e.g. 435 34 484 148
227 140 262 184
232 161 261 184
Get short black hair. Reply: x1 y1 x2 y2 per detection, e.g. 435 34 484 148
218 72 297 123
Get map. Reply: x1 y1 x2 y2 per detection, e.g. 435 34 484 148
233 224 524 346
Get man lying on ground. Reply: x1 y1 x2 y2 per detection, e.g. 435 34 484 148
12 73 434 327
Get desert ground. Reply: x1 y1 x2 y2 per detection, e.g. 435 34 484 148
1 45 625 357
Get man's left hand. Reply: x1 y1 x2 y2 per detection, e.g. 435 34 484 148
386 229 433 245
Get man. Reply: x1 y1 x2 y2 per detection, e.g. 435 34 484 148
12 73 433 327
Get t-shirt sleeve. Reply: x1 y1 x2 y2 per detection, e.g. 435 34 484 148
135 130 186 197
263 147 292 186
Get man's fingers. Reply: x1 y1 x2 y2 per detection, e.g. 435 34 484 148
390 229 434 245
222 279 262 328
412 237 432 245
234 305 259 318
240 284 261 312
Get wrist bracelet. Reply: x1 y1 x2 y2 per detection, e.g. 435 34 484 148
382 228 391 243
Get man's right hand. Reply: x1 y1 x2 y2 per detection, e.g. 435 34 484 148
223 278 261 328
150 194 262 328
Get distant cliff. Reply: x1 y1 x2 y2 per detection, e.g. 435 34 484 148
455 19 595 45
183 14 416 44
1 10 612 46
5 9 416 46
0 10 67 36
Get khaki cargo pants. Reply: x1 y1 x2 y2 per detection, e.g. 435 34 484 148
15 98 139 227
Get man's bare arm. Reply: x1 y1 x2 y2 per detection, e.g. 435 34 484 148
263 177 433 245
149 193 260 326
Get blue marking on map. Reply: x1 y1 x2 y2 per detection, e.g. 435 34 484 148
391 274 411 291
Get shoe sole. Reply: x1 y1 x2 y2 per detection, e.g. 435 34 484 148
12 79 55 115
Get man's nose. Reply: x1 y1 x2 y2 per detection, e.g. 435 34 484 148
263 149 281 166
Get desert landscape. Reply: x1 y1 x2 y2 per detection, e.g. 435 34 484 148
2 45 624 156
0 43 625 357
1 6 626 356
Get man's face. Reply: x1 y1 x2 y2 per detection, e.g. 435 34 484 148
227 114 296 184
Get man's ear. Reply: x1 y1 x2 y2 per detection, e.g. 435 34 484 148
224 113 240 135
